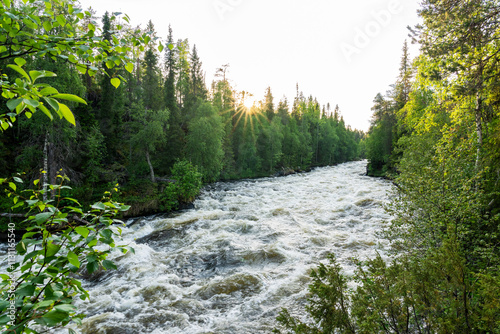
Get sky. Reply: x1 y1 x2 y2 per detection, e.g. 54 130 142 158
78 0 422 132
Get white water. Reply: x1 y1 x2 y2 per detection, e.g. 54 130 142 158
64 160 393 333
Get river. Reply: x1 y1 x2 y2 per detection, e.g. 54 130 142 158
59 160 393 333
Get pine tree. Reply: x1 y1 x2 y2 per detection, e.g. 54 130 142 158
189 45 207 102
98 11 123 158
263 87 274 120
142 20 162 111
212 65 237 178
176 39 191 111
162 25 184 168
164 25 177 113
394 40 412 109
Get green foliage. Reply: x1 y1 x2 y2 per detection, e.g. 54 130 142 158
160 160 202 211
186 102 224 182
0 0 157 131
365 94 396 176
274 254 355 334
0 175 132 333
283 2 500 333
276 249 500 334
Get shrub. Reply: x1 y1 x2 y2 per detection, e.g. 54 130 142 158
0 175 132 333
160 160 203 211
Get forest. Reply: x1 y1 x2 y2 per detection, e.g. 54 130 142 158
0 5 363 221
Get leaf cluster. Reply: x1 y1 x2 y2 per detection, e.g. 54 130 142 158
0 174 132 333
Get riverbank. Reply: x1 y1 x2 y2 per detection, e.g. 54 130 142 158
0 161 362 234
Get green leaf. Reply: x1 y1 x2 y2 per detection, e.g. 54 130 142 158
34 300 54 309
7 64 31 82
4 11 19 20
54 303 76 313
43 20 52 32
16 284 36 297
75 226 89 238
14 57 26 67
22 232 39 239
86 261 99 274
110 77 120 88
51 93 87 104
100 229 113 239
45 242 61 257
58 103 76 126
0 300 9 312
23 17 37 29
39 104 54 120
16 240 27 254
40 87 59 96
6 98 22 111
23 98 40 108
92 202 106 210
35 212 53 224
67 251 80 268
76 64 87 74
43 97 59 112
125 62 134 73
42 310 69 326
30 70 57 82
56 14 66 27
8 182 16 191
102 259 117 270
119 204 131 212
23 250 39 263
0 314 10 326
1 120 10 131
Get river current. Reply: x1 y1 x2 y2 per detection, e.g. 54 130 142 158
55 160 393 333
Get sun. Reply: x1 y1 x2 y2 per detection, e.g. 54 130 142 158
242 93 258 109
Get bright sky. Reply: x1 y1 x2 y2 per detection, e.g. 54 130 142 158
78 0 422 132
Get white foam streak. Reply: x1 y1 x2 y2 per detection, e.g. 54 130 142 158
57 160 392 333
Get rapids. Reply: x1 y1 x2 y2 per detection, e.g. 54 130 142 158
15 160 394 333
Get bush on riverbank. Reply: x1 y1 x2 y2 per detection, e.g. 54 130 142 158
160 160 203 212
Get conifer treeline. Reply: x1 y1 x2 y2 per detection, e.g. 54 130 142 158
0 12 363 214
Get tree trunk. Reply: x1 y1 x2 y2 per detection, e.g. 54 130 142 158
145 149 155 183
43 132 49 202
475 91 483 171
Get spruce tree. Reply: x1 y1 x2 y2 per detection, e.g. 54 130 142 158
162 25 184 168
142 20 162 111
